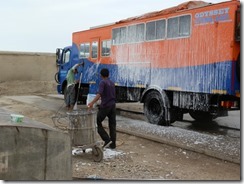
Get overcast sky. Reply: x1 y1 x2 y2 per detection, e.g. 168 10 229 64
0 0 232 53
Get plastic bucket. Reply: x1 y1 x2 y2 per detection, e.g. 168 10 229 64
11 114 24 123
86 94 97 108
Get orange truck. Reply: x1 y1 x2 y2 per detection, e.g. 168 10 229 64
55 0 240 125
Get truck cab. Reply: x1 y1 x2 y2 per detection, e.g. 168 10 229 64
55 45 89 104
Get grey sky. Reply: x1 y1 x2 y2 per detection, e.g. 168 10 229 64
0 0 231 53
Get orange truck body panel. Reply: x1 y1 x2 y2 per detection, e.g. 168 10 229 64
71 0 240 96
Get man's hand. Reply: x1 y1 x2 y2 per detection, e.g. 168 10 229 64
87 102 94 110
78 62 84 67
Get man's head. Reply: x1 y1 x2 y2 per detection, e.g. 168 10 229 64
100 68 109 78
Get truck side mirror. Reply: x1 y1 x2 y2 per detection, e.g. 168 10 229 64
56 48 61 65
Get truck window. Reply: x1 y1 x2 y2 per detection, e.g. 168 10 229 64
91 41 98 58
179 15 191 37
167 15 191 39
127 23 145 43
80 43 90 58
112 27 126 45
63 50 70 64
101 40 111 57
146 19 166 41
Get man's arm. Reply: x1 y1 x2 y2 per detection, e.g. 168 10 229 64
72 63 83 70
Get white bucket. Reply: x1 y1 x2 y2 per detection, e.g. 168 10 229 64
86 94 97 108
11 114 24 123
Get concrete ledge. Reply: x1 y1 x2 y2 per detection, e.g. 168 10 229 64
0 108 72 180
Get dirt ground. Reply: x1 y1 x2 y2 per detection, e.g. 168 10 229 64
0 81 241 180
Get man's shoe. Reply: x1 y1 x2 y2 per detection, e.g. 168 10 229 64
102 141 112 149
109 143 116 149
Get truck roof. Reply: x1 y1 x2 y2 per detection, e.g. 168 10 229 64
116 1 211 24
87 0 234 31
90 1 211 30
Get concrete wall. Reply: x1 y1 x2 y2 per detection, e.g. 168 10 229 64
0 51 56 82
0 126 72 180
0 108 72 180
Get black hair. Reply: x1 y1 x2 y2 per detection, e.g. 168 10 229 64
100 68 109 77
74 68 78 73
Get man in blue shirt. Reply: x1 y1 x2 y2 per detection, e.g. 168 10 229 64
88 68 116 149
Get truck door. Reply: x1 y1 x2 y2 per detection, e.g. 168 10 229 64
59 48 72 89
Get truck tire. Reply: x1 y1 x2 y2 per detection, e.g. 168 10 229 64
144 91 169 126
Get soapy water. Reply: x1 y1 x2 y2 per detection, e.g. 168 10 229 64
72 147 125 160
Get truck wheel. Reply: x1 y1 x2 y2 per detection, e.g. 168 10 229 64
92 146 103 162
189 110 217 122
144 91 168 126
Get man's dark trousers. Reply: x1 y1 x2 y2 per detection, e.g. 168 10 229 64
97 104 116 146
